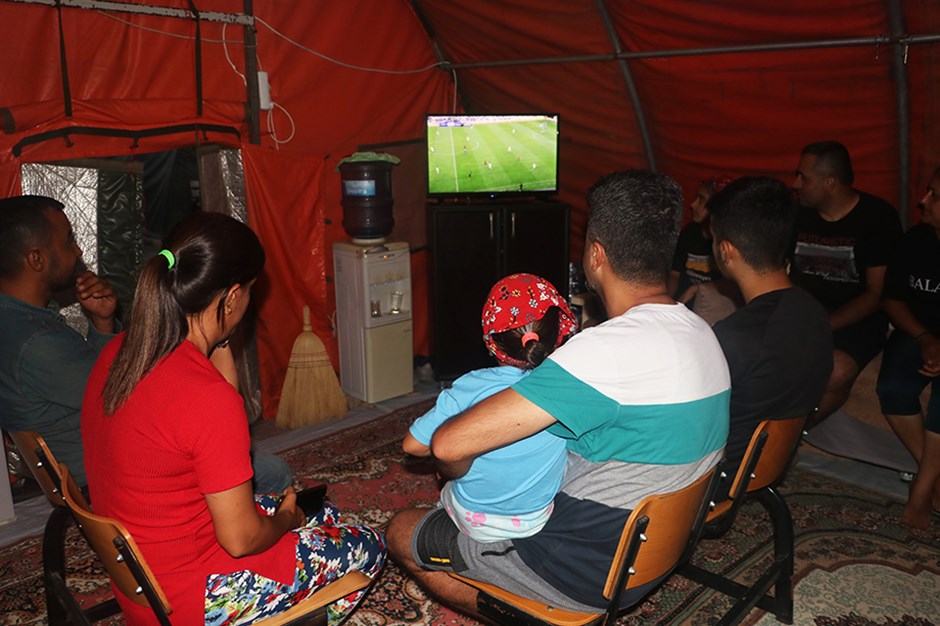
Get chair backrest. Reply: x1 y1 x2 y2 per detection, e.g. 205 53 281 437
745 415 807 493
708 413 807 523
59 465 174 622
8 430 88 509
731 414 807 498
602 465 719 600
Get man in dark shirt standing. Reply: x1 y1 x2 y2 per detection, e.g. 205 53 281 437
709 176 834 499
790 141 902 426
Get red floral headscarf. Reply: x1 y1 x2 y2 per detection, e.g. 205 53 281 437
481 273 579 367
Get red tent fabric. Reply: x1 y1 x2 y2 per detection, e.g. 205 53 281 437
242 144 331 414
0 0 937 416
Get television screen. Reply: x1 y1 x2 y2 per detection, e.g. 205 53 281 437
426 114 559 197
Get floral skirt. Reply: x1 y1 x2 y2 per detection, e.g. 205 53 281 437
204 500 386 625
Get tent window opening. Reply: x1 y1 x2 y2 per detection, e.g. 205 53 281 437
19 146 262 421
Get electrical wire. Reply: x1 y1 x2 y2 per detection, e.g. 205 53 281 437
221 22 246 84
254 16 446 75
223 20 295 148
92 9 454 146
96 10 232 43
329 309 338 337
267 102 296 149
98 10 448 76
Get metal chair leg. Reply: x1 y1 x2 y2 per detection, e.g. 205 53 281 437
758 486 794 624
41 505 121 625
43 505 77 625
677 486 796 626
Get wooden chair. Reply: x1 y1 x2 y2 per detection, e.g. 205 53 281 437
676 413 809 626
59 465 372 626
8 430 121 625
448 464 724 626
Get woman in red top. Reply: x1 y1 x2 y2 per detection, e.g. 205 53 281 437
82 212 385 625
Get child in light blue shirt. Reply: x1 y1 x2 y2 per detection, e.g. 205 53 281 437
404 273 578 542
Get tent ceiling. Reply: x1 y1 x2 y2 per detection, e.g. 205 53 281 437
2 0 938 229
411 0 940 234
1 0 939 415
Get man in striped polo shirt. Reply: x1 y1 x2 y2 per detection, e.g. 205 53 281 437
388 170 730 617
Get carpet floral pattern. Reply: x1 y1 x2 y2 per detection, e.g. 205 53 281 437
1 398 938 625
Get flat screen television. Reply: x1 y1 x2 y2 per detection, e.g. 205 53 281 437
426 114 559 197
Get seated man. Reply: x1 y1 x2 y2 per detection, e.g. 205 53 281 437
790 141 902 425
0 195 290 493
708 177 834 500
387 170 730 617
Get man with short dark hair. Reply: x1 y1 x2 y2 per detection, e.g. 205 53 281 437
387 170 730 618
0 195 117 486
791 141 902 425
708 177 833 499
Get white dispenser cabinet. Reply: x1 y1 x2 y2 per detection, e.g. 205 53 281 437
333 241 413 403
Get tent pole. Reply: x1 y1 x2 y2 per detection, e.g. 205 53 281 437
54 0 73 118
889 0 911 227
410 1 462 113
243 0 261 145
447 32 940 70
593 0 656 172
187 1 204 118
4 0 250 24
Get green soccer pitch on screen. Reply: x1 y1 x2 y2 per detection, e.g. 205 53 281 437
426 114 559 197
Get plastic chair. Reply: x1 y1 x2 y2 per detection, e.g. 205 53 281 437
448 464 724 626
8 430 120 625
59 465 372 626
676 413 809 625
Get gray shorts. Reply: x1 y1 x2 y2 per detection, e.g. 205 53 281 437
411 507 602 613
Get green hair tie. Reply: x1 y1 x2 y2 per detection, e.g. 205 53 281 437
158 249 176 269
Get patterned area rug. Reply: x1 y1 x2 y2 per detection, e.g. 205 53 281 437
1 398 938 625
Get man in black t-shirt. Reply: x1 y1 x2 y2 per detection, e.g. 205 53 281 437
876 168 940 528
709 177 833 499
790 141 902 426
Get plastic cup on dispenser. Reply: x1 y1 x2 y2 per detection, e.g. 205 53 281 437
390 291 404 314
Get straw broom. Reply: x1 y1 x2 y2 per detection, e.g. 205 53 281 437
276 305 348 428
